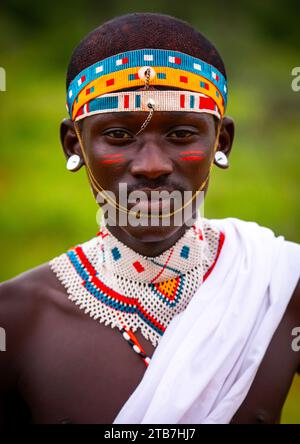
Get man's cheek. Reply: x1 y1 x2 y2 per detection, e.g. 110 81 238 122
99 153 126 165
179 149 205 162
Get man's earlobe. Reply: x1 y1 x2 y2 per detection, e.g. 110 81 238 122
218 116 235 157
60 118 84 172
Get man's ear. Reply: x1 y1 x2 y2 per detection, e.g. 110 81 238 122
216 116 235 159
60 118 85 171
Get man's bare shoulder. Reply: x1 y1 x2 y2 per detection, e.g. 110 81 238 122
0 263 72 393
0 263 70 331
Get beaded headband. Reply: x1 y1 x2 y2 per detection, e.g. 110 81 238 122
67 48 228 121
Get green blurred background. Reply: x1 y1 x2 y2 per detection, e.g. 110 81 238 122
0 0 299 422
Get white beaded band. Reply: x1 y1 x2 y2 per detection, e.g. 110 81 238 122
74 90 221 121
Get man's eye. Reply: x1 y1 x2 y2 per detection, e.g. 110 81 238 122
104 130 132 139
168 130 195 138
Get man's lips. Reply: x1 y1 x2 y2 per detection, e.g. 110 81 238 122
126 187 182 214
136 187 177 197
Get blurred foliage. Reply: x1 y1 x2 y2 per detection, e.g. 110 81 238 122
0 0 299 423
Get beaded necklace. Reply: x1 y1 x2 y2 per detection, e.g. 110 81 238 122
49 215 224 367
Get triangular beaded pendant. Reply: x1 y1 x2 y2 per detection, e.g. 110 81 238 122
149 274 185 307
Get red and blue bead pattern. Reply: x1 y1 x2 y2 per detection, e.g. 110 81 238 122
67 246 166 337
75 90 220 121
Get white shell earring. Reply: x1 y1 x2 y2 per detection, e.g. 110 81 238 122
214 151 229 168
66 154 81 171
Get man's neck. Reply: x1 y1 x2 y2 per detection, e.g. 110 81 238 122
105 222 193 257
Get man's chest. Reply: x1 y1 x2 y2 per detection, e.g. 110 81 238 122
17 296 299 424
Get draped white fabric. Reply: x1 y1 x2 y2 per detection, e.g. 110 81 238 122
113 218 300 424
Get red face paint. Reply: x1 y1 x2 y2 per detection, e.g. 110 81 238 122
101 159 124 164
180 156 205 161
179 150 205 161
100 153 125 165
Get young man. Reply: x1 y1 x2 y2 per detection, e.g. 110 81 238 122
0 13 299 424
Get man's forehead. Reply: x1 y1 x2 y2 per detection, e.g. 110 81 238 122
84 110 214 127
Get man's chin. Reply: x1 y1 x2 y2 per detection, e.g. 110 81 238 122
104 207 199 244
119 220 183 243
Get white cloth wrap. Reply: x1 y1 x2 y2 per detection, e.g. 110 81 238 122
113 218 300 424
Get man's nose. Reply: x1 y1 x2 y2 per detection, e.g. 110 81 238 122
130 141 173 180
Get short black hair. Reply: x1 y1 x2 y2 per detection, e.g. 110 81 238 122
66 12 226 90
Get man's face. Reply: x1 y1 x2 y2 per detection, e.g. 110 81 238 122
77 110 218 242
